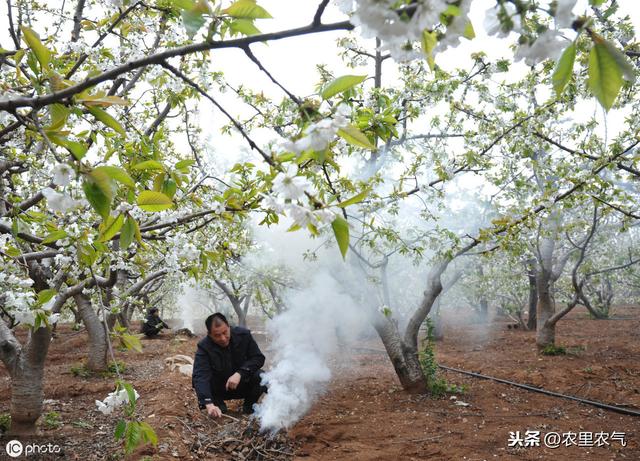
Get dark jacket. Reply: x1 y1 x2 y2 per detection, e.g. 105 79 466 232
192 326 265 407
141 314 169 336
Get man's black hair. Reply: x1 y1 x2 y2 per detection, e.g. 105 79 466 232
148 307 158 315
205 312 229 333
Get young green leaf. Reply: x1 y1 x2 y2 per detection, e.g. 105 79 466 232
132 160 164 171
331 216 350 260
87 106 126 135
137 190 174 212
588 39 624 111
552 42 576 96
337 125 377 150
124 421 141 454
98 213 125 242
114 420 126 440
321 75 367 99
42 230 68 244
421 30 437 71
224 0 272 19
337 188 371 208
93 166 135 188
20 26 51 70
138 421 158 446
48 135 87 160
120 216 136 249
83 181 111 219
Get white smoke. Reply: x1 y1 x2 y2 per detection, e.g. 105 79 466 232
177 282 215 334
255 270 370 431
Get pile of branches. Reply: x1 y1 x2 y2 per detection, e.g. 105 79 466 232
184 414 295 460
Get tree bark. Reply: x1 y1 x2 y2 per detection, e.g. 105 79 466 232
1 322 51 435
527 263 537 330
74 293 108 371
374 318 426 393
535 267 555 348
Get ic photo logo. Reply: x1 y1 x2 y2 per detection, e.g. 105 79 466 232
4 439 62 457
5 440 23 458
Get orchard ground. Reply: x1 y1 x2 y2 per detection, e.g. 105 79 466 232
1 307 639 460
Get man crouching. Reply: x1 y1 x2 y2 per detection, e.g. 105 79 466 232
192 313 267 417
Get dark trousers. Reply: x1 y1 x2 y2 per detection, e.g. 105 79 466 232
212 370 267 407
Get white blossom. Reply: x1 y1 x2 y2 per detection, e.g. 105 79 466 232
283 106 351 155
261 194 285 213
41 187 83 214
48 313 61 324
13 309 36 326
555 0 577 29
272 164 312 201
288 204 316 228
484 3 521 38
514 30 568 66
95 387 139 415
52 163 74 186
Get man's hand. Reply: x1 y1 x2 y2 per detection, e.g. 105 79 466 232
226 372 241 391
205 403 222 418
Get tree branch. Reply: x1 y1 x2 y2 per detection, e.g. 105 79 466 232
1 19 354 111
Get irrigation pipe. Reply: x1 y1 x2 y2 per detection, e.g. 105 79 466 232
438 364 640 417
349 347 640 417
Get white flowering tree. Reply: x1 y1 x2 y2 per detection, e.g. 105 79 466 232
0 0 638 443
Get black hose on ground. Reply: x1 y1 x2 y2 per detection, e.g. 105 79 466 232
438 364 640 417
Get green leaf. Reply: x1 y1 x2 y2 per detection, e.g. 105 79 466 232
48 135 87 160
182 1 209 38
114 420 126 440
174 159 195 169
588 38 624 111
462 21 475 40
337 124 376 150
229 18 261 36
137 190 173 212
421 30 437 71
37 289 57 305
87 106 126 135
20 26 51 70
552 42 576 96
76 92 129 107
88 169 115 201
122 382 137 405
48 104 69 131
120 216 135 249
83 181 111 219
42 229 68 244
93 166 135 188
98 213 125 242
138 421 158 446
321 75 367 100
337 188 371 208
331 216 349 260
121 333 143 353
132 160 164 171
124 421 141 454
224 0 272 19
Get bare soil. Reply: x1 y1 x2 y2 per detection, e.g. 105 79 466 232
1 306 639 460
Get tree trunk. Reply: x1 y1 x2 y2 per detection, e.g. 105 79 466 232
375 319 426 393
535 268 555 348
3 325 51 436
74 293 108 371
527 264 537 330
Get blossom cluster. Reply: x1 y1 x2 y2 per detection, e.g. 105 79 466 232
336 0 578 65
95 387 139 415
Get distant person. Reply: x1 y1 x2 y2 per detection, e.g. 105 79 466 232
192 313 267 417
141 308 170 338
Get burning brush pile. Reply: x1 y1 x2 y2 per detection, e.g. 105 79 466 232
185 413 295 460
